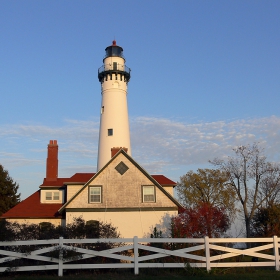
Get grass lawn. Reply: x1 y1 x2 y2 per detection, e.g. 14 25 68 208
1 268 280 280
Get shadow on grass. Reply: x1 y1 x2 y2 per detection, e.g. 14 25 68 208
1 267 280 280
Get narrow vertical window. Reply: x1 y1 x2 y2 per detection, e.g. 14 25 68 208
113 62 117 70
108 129 113 136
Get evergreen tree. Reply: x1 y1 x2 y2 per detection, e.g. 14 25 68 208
0 164 21 216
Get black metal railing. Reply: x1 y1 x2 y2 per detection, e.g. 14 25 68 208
98 64 131 82
98 64 131 74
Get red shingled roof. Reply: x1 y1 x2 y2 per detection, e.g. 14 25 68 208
1 173 176 219
41 178 69 187
68 173 95 182
1 190 63 219
151 175 176 186
40 173 175 187
40 173 95 187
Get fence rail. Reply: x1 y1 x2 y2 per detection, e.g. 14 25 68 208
0 236 279 276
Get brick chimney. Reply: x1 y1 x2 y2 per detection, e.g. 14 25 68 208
46 140 58 181
111 147 128 158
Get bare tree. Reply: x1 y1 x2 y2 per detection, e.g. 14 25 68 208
211 143 280 238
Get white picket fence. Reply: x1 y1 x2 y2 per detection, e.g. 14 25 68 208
0 236 279 276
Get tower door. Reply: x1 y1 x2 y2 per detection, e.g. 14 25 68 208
113 62 117 70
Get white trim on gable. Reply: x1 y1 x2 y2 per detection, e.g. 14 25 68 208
58 149 182 213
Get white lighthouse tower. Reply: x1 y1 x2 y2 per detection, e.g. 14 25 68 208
97 41 131 171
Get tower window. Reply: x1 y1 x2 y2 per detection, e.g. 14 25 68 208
113 62 117 70
108 129 113 136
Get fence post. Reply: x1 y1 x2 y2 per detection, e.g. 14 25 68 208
204 236 211 272
133 236 139 275
273 236 280 271
58 236 64 277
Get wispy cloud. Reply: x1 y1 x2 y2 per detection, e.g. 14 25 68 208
1 115 280 167
131 115 280 167
1 115 279 199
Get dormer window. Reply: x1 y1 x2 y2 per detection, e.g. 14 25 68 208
46 191 60 201
41 189 63 203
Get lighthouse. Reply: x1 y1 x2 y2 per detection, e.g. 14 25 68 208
97 41 131 171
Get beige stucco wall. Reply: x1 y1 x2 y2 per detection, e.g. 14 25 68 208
64 153 179 237
66 185 84 201
66 210 177 238
162 186 174 196
67 153 177 210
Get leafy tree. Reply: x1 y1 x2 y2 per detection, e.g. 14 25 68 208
171 202 230 238
251 204 280 237
176 168 237 221
211 143 280 238
0 164 21 216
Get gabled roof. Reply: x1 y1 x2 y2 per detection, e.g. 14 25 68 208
1 153 179 219
1 191 63 219
151 175 176 186
58 149 182 213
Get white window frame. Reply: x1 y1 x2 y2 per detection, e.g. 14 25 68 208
53 191 60 200
46 191 60 201
46 192 52 201
89 186 102 203
142 185 155 202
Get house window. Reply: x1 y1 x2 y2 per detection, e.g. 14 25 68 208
46 192 52 200
53 192 60 200
89 186 102 203
45 191 60 201
142 186 155 202
108 129 113 136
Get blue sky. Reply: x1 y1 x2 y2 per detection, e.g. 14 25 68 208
0 0 280 200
